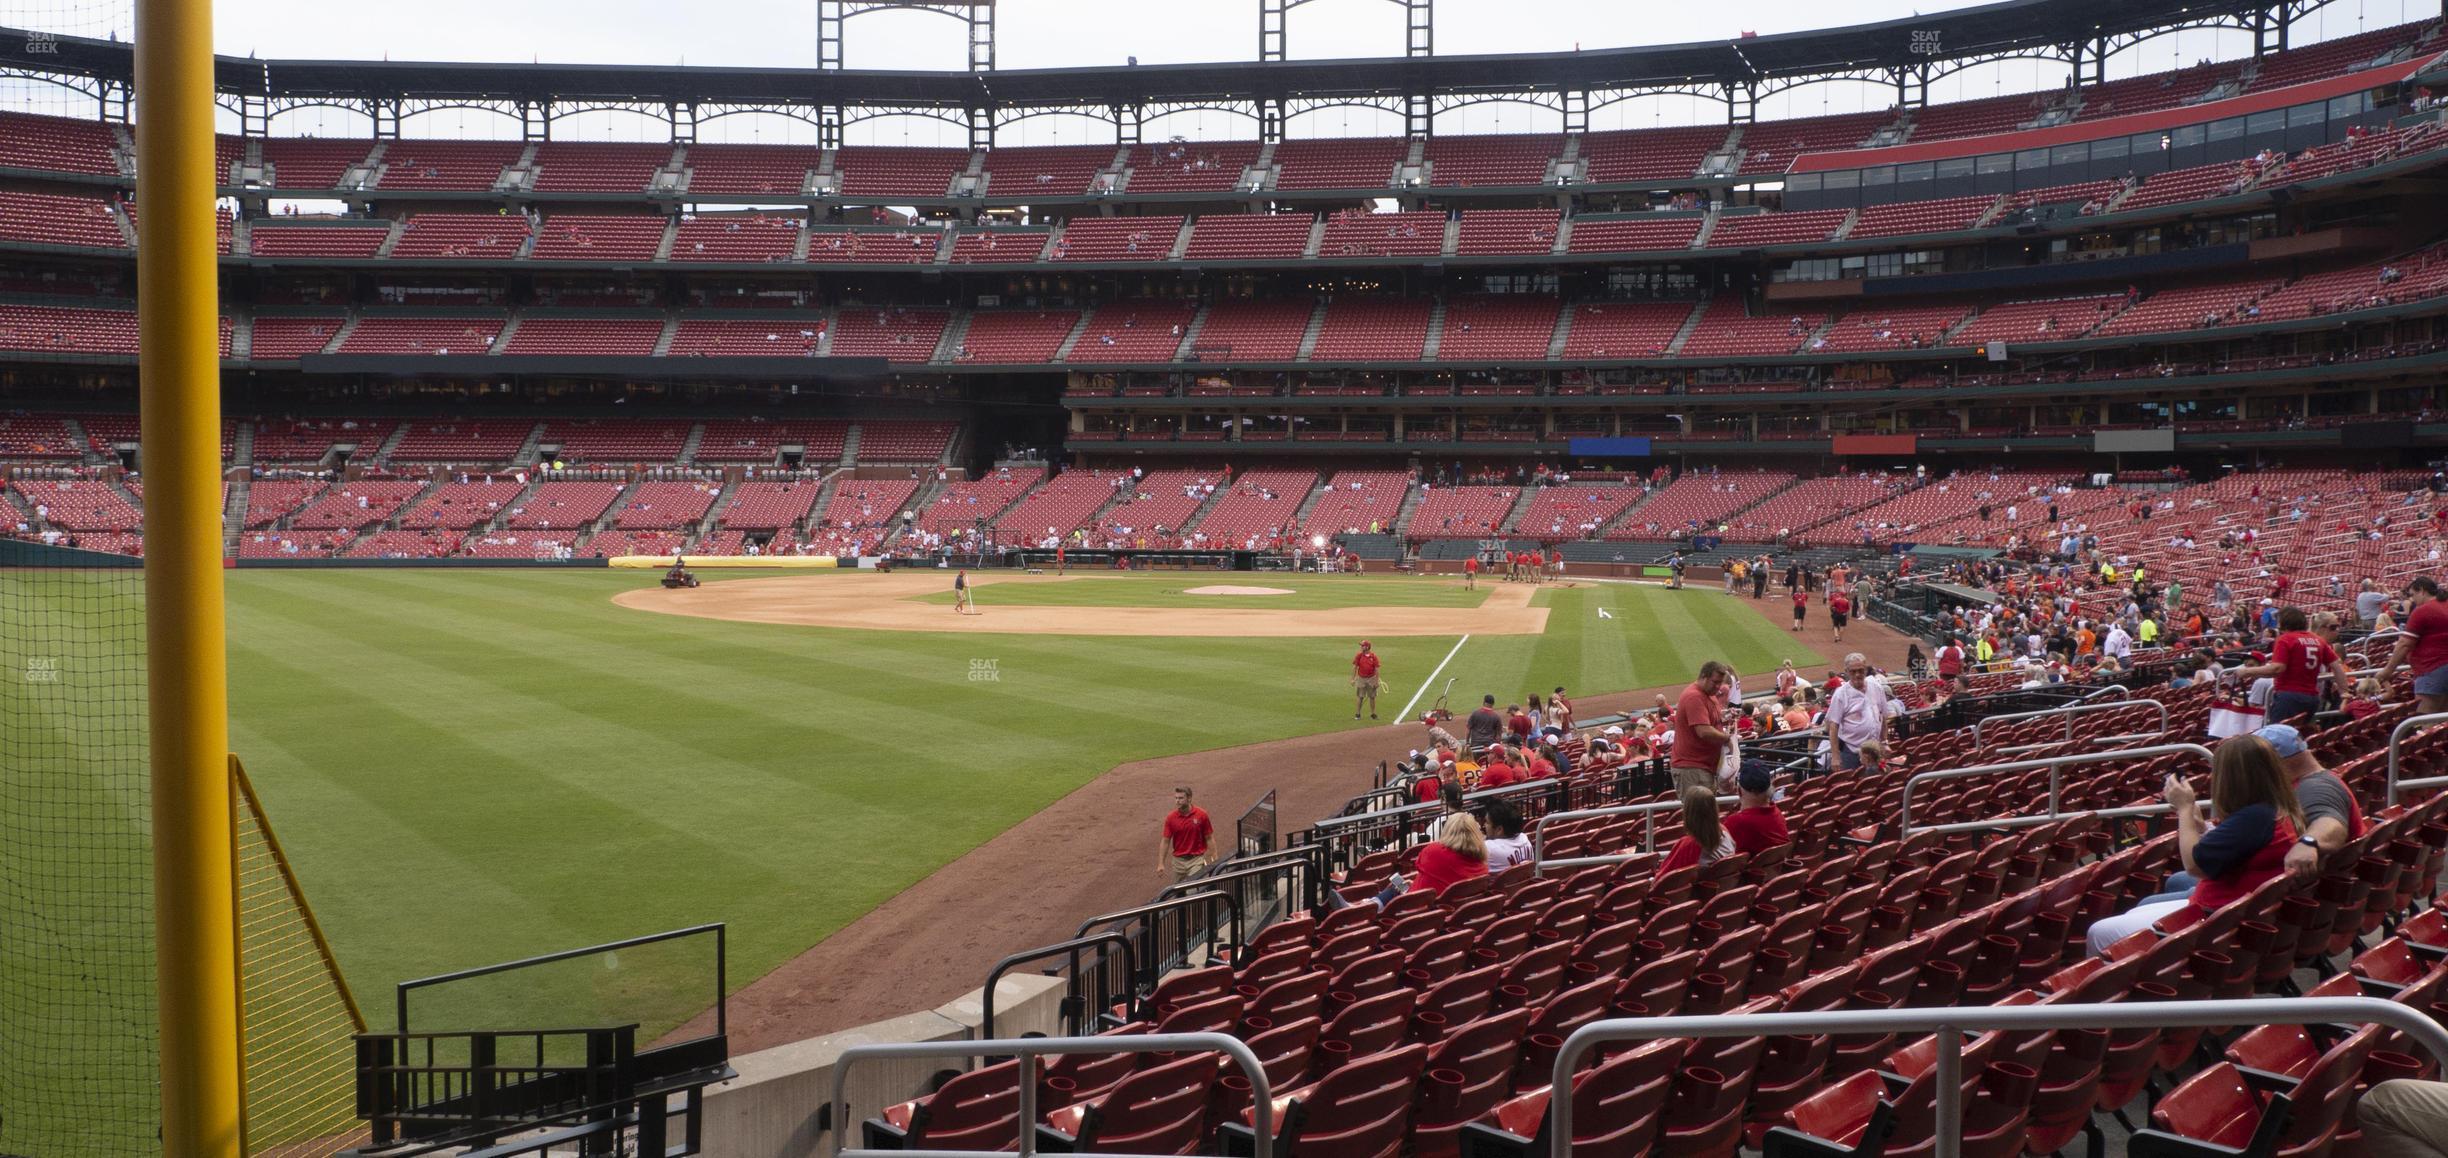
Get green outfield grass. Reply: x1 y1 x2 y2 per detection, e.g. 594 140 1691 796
5 566 1821 1150
905 572 1494 610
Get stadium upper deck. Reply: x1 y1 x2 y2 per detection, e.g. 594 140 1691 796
0 7 2443 208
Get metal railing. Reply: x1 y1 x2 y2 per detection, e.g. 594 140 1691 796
980 933 1135 1041
2075 683 2131 702
1548 998 2448 1158
2387 711 2448 805
832 1032 1274 1158
1898 743 2213 833
1969 697 2163 749
1072 890 1237 1005
1159 848 1322 928
1529 795 1737 874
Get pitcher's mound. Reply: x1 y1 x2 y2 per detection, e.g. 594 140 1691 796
1182 584 1296 596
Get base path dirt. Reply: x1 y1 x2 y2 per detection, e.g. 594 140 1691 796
615 571 1548 638
694 583 1918 1052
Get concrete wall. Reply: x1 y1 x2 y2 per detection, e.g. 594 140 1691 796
697 972 1069 1157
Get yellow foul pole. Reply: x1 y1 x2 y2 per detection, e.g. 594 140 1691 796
136 0 242 1151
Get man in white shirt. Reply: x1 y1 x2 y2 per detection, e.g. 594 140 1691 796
2103 622 2135 660
1823 652 1897 772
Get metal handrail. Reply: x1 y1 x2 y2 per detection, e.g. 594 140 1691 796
395 923 724 1039
2387 711 2448 805
1970 697 2162 748
832 1032 1273 1158
1073 890 1238 995
1530 796 1737 875
1549 998 2448 1158
2075 683 2131 702
1898 743 2213 832
1909 797 2209 837
979 933 1135 1041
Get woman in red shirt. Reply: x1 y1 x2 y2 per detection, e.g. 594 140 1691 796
2085 735 2300 954
1658 787 1735 875
1406 813 1490 896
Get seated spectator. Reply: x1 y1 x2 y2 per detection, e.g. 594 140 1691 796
2345 676 2388 721
1402 812 1491 897
2085 735 2301 954
1482 801 1533 874
1478 745 1521 789
1658 787 1735 874
1723 760 1790 854
2358 1078 2448 1155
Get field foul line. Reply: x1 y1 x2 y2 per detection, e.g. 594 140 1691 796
1394 633 1471 723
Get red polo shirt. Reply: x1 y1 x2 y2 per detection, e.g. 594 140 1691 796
1162 807 1212 858
1354 651 1381 678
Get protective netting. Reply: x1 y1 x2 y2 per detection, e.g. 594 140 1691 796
0 542 156 1156
234 760 367 1158
0 542 366 1156
0 0 134 122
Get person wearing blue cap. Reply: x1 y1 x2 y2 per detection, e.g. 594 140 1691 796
2146 723 2362 901
1723 759 1790 855
2257 722 2363 880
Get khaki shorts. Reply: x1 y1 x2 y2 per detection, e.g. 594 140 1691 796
1169 852 1211 882
1355 676 1381 696
1672 765 1718 795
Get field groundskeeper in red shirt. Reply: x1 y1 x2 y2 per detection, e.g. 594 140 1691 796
1353 640 1382 720
1161 787 1214 881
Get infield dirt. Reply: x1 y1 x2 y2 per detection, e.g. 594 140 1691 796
616 570 1550 637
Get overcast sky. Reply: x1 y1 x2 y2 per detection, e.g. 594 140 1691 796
4 0 2432 142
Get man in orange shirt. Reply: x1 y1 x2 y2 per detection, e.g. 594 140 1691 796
1352 640 1382 720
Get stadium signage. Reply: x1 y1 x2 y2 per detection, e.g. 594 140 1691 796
1909 30 1942 56
23 30 59 55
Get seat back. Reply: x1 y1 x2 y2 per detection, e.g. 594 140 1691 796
1042 1020 1150 1108
2279 1025 2378 1150
1147 963 1237 1018
1416 1007 1536 1127
1285 1042 1430 1157
908 1059 1024 1150
1154 991 1243 1036
1322 988 1417 1063
1075 1052 1219 1154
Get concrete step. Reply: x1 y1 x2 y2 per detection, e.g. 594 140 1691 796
1295 299 1329 361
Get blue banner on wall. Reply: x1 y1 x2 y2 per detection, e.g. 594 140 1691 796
1568 437 1653 457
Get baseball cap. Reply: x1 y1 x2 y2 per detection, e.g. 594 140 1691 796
2254 724 2307 759
1359 639 1372 647
1737 759 1776 795
1602 725 1624 736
